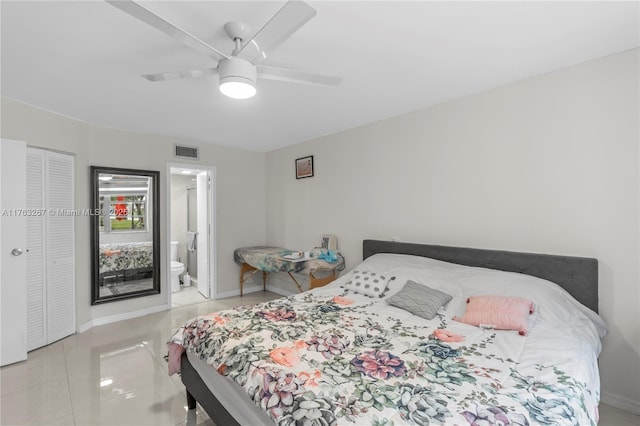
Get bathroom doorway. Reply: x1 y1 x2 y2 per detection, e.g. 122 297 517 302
167 164 215 308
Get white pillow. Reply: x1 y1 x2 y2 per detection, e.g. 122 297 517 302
343 269 396 298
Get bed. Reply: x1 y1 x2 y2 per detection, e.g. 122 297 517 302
98 241 154 285
168 239 606 425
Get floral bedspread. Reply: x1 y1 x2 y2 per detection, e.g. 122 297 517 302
169 292 598 425
99 242 153 274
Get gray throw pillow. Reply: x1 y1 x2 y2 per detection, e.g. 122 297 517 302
385 280 452 320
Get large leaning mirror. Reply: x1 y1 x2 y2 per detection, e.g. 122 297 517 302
91 166 160 304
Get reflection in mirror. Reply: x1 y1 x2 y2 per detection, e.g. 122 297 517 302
91 166 160 304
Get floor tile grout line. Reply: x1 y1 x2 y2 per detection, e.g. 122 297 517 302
62 341 78 425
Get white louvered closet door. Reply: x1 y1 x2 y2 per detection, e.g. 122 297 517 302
26 148 75 351
45 151 75 343
26 148 46 351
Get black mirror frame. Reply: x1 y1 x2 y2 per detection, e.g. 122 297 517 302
90 166 161 305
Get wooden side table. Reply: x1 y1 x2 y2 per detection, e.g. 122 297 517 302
239 262 267 296
235 246 345 295
309 269 337 289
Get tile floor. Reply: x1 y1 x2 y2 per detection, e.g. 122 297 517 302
1 291 280 426
171 286 208 308
1 290 638 426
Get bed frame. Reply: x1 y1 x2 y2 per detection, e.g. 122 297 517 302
180 239 599 424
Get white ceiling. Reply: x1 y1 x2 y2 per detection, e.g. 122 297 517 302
2 1 638 152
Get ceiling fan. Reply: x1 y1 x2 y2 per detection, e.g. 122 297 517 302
106 0 341 99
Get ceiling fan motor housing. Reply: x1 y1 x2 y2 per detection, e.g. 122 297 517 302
218 57 257 98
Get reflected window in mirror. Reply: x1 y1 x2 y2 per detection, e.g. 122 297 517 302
98 175 150 233
91 167 160 305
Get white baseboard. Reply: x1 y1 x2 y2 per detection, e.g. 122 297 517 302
601 390 640 415
78 304 170 333
266 286 296 297
76 281 296 333
214 270 306 300
214 284 264 299
215 284 295 299
214 289 239 299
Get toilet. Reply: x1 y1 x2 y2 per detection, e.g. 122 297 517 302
170 241 185 292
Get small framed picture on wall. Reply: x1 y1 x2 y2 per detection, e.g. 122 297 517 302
295 155 314 179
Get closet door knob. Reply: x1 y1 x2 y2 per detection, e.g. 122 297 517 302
11 248 23 256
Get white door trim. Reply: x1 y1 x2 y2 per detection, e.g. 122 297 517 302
166 163 216 305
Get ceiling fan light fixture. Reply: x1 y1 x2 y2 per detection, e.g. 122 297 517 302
218 58 257 100
219 78 256 100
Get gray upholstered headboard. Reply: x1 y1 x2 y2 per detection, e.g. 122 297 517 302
363 240 599 313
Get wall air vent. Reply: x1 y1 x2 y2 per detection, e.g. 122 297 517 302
174 144 199 160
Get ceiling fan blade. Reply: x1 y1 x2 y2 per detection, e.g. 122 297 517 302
236 0 316 64
257 65 341 86
106 0 229 61
142 67 219 82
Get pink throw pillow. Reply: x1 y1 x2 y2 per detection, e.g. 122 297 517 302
454 295 534 335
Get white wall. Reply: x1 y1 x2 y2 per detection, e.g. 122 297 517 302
1 98 266 327
266 49 640 412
